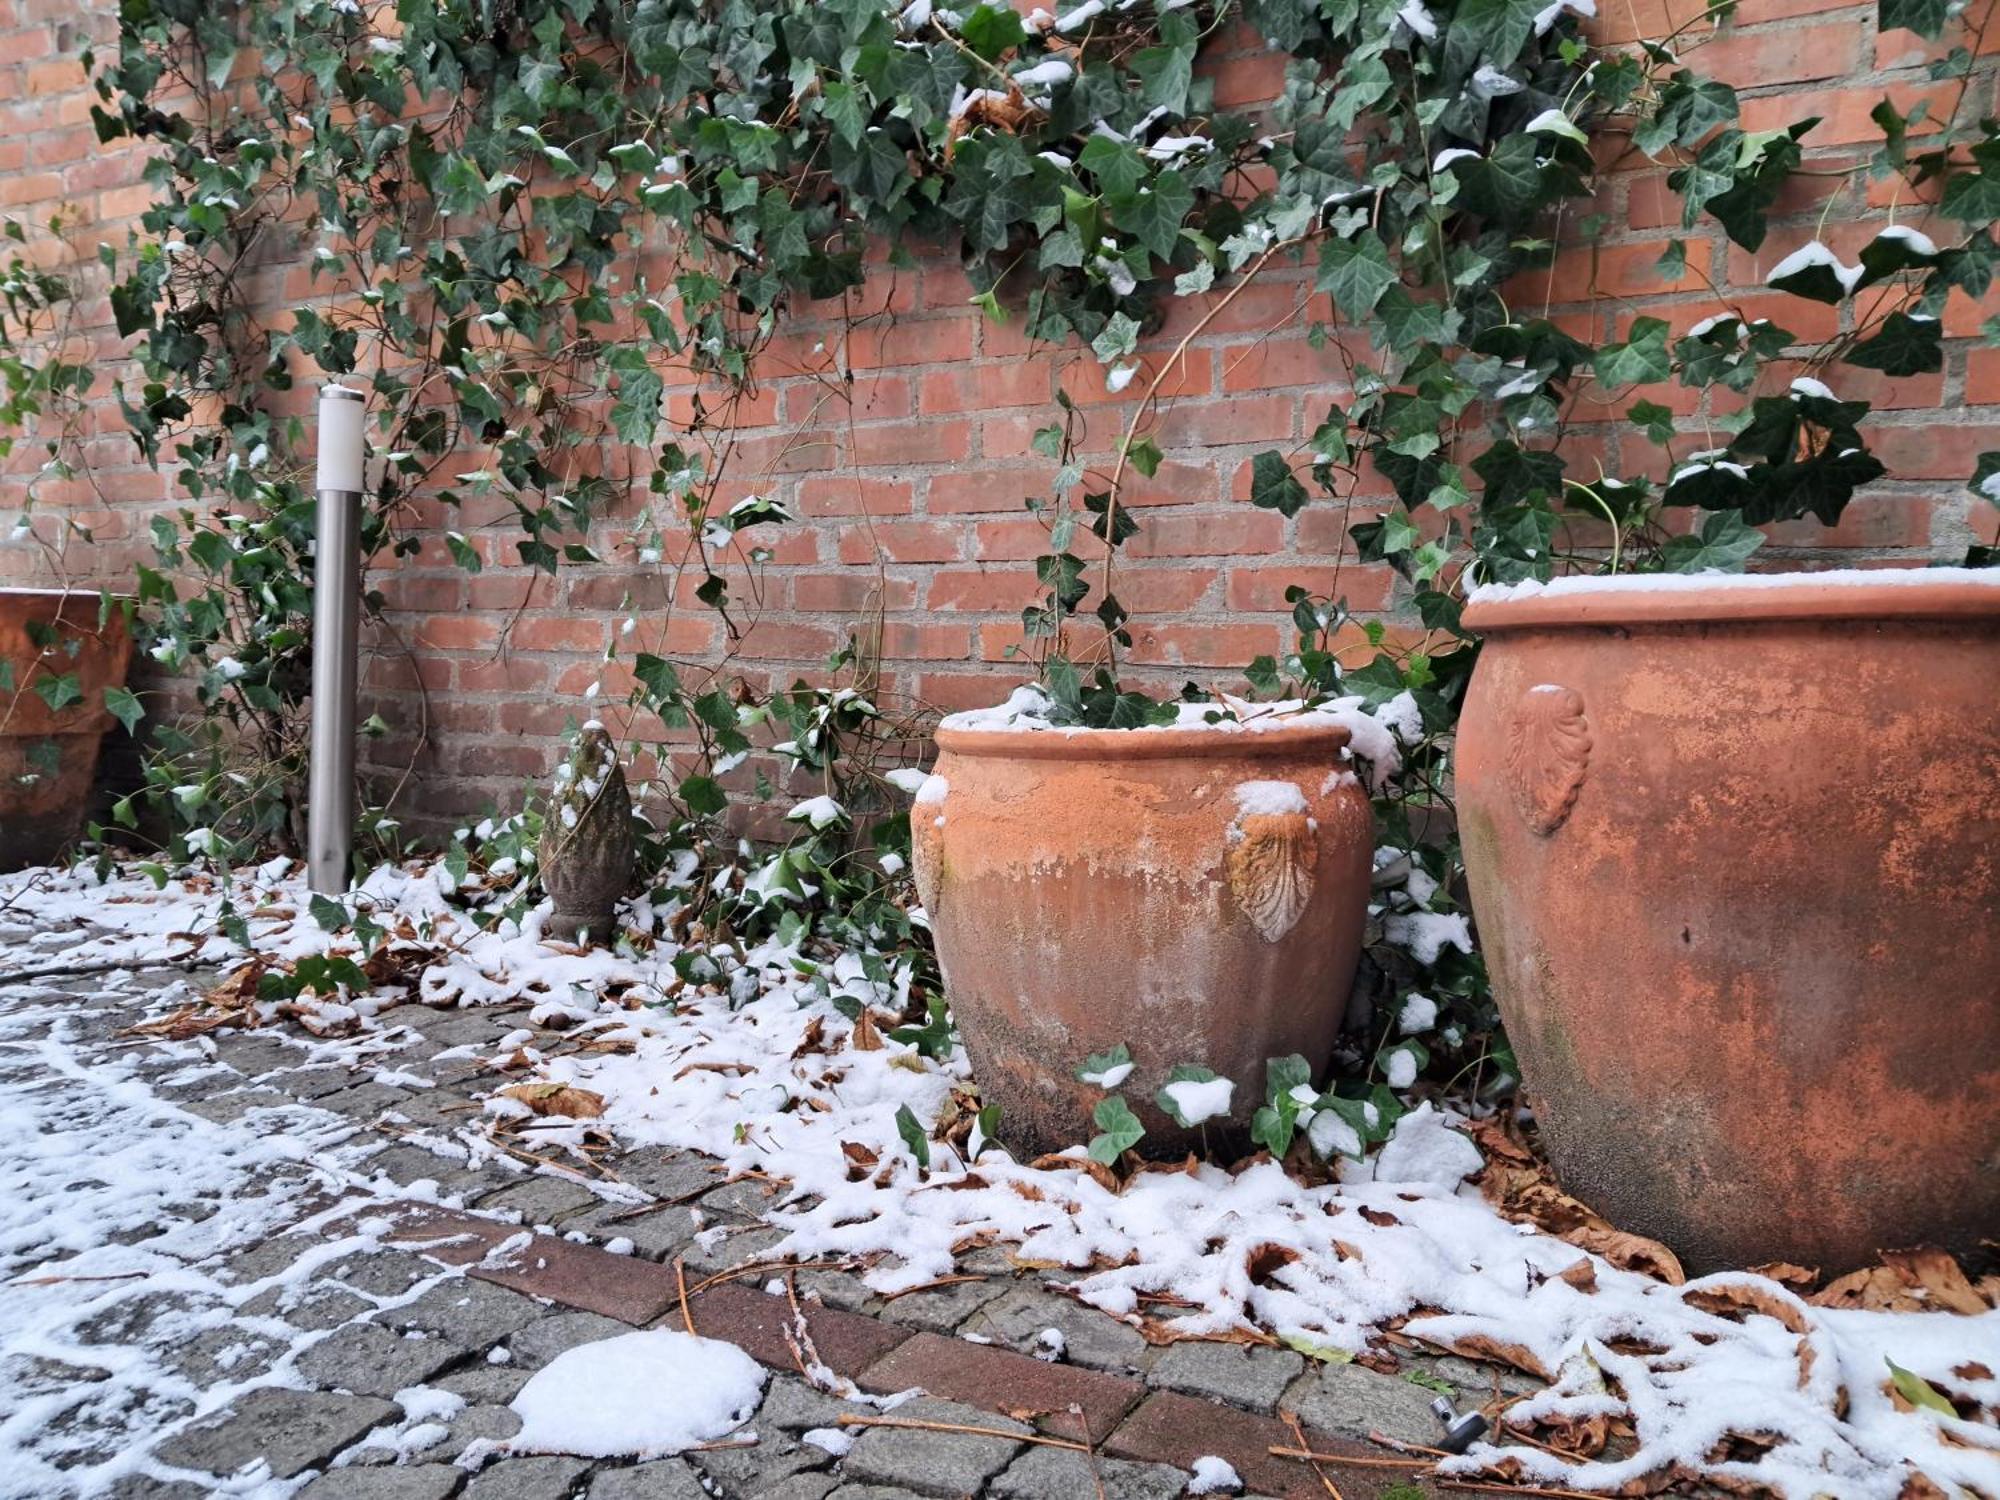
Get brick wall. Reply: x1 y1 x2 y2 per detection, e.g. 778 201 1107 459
2 0 1994 832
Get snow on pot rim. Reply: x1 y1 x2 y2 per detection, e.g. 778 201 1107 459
1465 564 2000 631
935 684 1403 772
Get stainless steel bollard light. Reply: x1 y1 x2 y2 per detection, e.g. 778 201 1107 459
308 384 366 894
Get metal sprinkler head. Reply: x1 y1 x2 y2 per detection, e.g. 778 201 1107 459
1429 1395 1490 1455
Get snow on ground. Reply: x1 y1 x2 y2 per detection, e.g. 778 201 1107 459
4 861 1997 1498
504 1329 765 1459
0 965 489 1496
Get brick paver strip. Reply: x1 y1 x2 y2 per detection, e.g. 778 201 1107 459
1103 1391 1435 1499
684 1280 912 1379
472 1233 685 1326
857 1330 1144 1442
357 1203 520 1266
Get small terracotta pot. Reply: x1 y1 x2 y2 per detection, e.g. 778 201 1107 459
913 719 1374 1158
1 589 133 872
1456 570 2000 1274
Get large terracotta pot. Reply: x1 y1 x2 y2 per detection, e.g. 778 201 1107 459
912 716 1374 1157
1 589 133 872
1456 569 2000 1274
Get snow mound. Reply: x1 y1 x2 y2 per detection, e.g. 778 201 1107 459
508 1328 766 1459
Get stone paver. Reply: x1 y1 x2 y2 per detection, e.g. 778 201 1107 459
461 1456 595 1499
840 1398 1029 1497
373 1278 546 1346
991 1444 1192 1500
294 1468 469 1499
957 1283 1152 1373
504 1310 629 1369
296 1322 467 1397
584 1462 707 1499
1151 1340 1304 1411
154 1389 399 1480
1278 1358 1445 1445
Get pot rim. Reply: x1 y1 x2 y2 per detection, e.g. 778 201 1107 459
935 717 1353 762
1464 565 2000 631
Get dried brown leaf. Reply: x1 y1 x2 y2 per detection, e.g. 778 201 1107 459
498 1082 606 1119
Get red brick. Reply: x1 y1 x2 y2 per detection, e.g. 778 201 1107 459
1103 1391 1411 1500
687 1281 911 1379
858 1331 1143 1441
837 520 964 565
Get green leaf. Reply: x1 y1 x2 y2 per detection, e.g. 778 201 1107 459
103 686 144 733
1249 451 1309 517
309 893 349 932
895 1103 931 1168
31 672 82 712
1594 317 1672 387
1659 511 1765 573
1969 451 2000 506
1087 1095 1146 1164
1154 1063 1220 1127
1114 171 1194 262
1885 1358 1956 1417
959 4 1026 60
1880 0 1951 38
1315 235 1396 316
1077 1043 1135 1086
1628 398 1677 445
1845 310 1943 375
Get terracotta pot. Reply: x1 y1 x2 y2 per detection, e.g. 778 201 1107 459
1456 570 2000 1274
1 589 133 872
912 719 1374 1158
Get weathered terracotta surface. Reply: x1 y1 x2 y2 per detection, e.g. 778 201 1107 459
1456 574 2000 1274
1 590 132 872
914 720 1374 1158
538 724 635 943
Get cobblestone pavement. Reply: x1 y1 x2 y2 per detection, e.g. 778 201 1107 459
0 957 1522 1500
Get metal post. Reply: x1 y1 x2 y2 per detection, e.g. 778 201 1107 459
308 384 366 894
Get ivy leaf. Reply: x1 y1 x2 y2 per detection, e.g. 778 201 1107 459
1939 165 2000 227
1632 400 1680 446
1087 1095 1146 1164
895 1103 931 1168
1845 310 1943 375
103 686 145 734
678 774 727 817
1594 318 1672 387
1315 235 1397 317
31 672 82 712
959 4 1026 60
1114 171 1194 262
1153 1063 1220 1127
1076 1042 1134 1087
1375 287 1455 347
1968 451 2000 505
1249 451 1309 517
1658 510 1765 573
1880 0 1952 38
1768 245 1861 303
445 532 483 573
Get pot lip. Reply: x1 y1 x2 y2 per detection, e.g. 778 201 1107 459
935 716 1353 762
1463 565 2000 630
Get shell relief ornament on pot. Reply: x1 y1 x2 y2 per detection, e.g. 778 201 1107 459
1226 781 1318 942
1505 684 1591 836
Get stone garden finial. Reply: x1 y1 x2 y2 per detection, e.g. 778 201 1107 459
538 722 634 945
